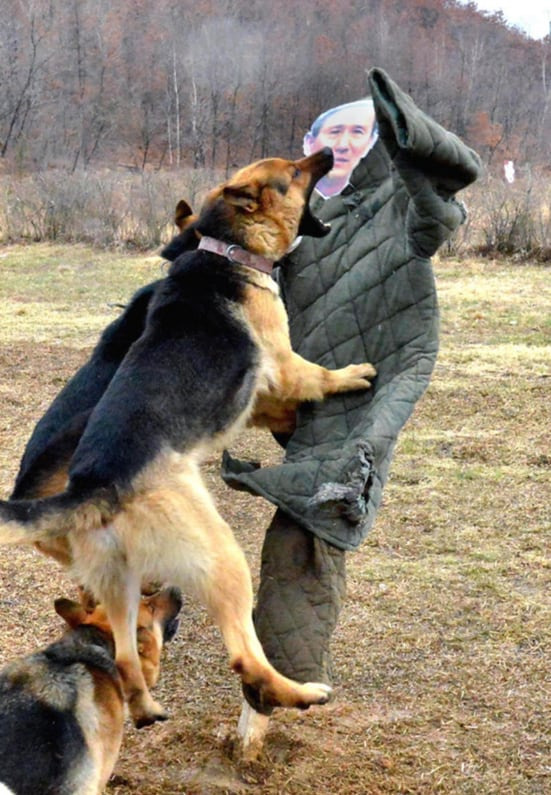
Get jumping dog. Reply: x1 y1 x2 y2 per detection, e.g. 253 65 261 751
0 148 376 728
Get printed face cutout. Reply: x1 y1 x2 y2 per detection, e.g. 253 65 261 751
303 100 378 198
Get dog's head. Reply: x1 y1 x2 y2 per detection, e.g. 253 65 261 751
55 586 183 688
161 150 333 263
195 148 333 260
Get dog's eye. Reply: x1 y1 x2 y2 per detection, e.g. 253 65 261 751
293 168 301 179
273 179 288 195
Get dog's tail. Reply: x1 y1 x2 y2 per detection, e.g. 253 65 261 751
0 486 119 545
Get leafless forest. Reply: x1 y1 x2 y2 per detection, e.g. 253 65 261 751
1 0 550 172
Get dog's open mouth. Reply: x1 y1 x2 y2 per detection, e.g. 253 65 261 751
297 147 333 238
298 206 331 238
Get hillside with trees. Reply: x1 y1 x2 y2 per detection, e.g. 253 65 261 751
1 0 550 174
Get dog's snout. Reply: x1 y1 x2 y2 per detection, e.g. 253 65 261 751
312 146 334 170
166 586 184 614
297 148 334 181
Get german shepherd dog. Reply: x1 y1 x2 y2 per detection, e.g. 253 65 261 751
9 202 199 569
0 587 181 795
0 148 376 727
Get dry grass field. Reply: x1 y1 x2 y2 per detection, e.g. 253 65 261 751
0 244 549 794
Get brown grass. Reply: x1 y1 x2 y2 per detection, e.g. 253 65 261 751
0 245 549 794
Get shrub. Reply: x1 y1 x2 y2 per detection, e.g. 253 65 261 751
2 166 551 261
460 172 551 262
0 167 222 250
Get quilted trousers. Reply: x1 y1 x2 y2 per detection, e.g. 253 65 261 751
243 508 346 714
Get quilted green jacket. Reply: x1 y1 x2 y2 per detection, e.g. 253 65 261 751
222 68 482 550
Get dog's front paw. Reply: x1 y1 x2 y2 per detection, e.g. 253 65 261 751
335 362 377 391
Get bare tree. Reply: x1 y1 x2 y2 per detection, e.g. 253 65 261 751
1 0 551 173
0 1 52 159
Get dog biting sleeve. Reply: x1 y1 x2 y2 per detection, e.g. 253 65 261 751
222 68 482 550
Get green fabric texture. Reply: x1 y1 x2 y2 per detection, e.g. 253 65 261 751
222 68 482 551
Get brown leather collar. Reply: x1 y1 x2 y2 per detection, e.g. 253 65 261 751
198 236 274 275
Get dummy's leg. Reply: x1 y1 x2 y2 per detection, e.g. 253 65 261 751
237 509 346 757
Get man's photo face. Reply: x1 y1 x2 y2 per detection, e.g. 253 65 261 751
306 104 376 182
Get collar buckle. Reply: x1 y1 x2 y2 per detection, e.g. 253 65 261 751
225 244 241 263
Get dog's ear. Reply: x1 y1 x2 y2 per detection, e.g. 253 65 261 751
161 199 199 261
174 199 194 230
54 597 88 628
222 183 259 213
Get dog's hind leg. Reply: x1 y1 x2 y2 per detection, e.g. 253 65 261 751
200 540 330 710
104 574 169 728
103 577 169 728
70 532 167 728
97 474 331 724
147 477 333 711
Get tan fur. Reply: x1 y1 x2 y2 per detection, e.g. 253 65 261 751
86 669 125 793
35 467 70 499
242 275 375 432
22 467 73 565
2 153 375 727
206 157 326 260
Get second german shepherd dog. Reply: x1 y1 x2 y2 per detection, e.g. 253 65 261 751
0 587 181 795
0 148 375 727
